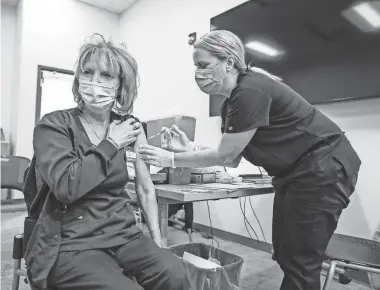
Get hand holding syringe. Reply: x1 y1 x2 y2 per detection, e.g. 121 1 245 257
148 126 175 140
148 125 193 153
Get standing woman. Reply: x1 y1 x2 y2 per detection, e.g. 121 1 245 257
138 30 361 290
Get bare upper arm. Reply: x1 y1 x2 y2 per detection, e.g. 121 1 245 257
133 131 154 192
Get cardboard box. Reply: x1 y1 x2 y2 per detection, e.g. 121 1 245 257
191 173 216 184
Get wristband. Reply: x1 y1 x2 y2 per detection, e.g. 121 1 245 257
106 136 119 150
171 152 176 168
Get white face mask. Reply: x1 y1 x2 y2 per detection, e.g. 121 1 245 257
78 79 119 114
195 60 227 95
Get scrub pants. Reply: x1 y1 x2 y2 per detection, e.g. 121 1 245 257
272 158 357 290
47 233 190 290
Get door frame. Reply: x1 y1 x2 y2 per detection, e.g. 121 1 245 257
35 65 74 124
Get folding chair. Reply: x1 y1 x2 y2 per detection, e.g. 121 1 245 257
323 233 380 290
1 156 31 290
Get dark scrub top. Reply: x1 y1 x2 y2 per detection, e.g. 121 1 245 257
34 107 141 252
221 71 361 187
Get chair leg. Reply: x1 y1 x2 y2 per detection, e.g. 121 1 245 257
12 258 21 290
322 260 337 290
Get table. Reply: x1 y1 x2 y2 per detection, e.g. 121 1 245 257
126 182 274 247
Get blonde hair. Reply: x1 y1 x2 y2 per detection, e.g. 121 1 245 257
72 34 139 115
194 30 281 82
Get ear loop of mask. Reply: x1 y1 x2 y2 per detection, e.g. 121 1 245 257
213 57 233 85
112 86 133 116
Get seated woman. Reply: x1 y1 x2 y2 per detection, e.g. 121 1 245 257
24 34 189 290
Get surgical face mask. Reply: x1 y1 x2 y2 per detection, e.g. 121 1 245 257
78 79 119 114
195 60 227 94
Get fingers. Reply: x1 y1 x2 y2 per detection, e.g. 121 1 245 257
138 154 156 161
138 151 161 167
138 148 157 156
115 120 141 135
124 118 136 125
172 125 188 138
171 125 182 134
139 144 157 151
161 126 169 133
133 122 141 129
163 129 174 140
131 127 142 136
162 127 179 139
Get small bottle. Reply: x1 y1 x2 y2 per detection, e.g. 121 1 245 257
161 133 168 149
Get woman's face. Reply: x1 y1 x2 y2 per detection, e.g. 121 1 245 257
78 54 121 114
80 54 120 87
193 48 230 95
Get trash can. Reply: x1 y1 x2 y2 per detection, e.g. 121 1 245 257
169 243 244 290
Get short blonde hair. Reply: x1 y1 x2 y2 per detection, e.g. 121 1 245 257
194 30 281 81
72 34 139 115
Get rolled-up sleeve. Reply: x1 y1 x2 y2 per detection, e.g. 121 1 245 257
33 112 118 204
224 88 271 134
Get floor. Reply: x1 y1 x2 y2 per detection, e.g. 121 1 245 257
1 210 373 290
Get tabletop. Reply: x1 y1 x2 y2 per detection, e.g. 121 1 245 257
126 182 274 203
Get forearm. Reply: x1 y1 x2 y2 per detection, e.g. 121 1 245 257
35 134 118 204
224 155 242 168
195 143 210 150
136 188 162 242
174 148 230 168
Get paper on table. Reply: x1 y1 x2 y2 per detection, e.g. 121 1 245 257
183 252 221 269
197 182 258 190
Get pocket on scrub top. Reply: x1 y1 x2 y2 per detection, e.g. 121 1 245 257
331 137 361 183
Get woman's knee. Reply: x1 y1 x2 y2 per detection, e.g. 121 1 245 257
153 249 188 290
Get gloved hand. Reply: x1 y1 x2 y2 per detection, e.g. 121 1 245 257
138 145 174 168
161 125 194 153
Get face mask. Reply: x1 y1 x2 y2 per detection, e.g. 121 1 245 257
78 79 119 114
195 60 227 94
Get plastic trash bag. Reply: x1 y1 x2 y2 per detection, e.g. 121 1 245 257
169 243 244 290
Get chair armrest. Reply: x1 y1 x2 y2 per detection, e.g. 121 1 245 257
12 234 24 259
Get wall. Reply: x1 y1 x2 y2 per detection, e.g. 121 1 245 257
14 0 120 158
1 4 17 143
120 0 380 240
316 99 380 238
119 0 276 243
285 65 380 238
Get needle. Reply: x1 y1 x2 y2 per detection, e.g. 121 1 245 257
148 131 161 140
148 126 174 140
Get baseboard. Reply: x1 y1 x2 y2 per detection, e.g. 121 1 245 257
1 199 27 213
192 222 273 254
1 198 25 205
